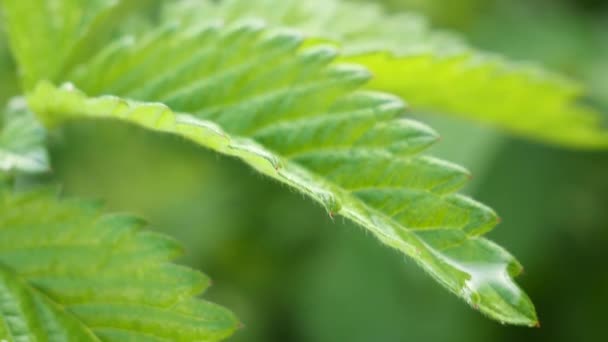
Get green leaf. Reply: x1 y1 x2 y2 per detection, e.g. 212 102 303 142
28 21 537 326
0 14 19 104
165 0 608 148
347 52 608 149
0 189 238 341
0 98 48 174
0 0 153 89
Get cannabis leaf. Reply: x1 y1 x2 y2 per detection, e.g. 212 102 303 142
166 0 608 148
0 189 238 341
0 98 48 174
27 20 537 326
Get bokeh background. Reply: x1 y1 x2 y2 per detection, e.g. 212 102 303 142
10 0 608 341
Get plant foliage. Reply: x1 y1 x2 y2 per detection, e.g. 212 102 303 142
4 0 604 337
167 0 608 148
28 19 536 325
0 189 238 341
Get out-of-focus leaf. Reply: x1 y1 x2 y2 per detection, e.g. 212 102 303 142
470 2 608 110
348 52 607 149
0 189 238 341
0 0 153 89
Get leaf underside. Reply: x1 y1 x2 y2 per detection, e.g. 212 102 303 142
0 190 238 341
165 0 608 148
27 20 537 326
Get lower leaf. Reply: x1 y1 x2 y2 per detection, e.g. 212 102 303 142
0 189 238 341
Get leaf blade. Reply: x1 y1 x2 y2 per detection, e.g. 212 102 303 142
0 190 238 341
26 20 537 324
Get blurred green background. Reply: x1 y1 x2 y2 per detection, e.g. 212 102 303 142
15 0 608 341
